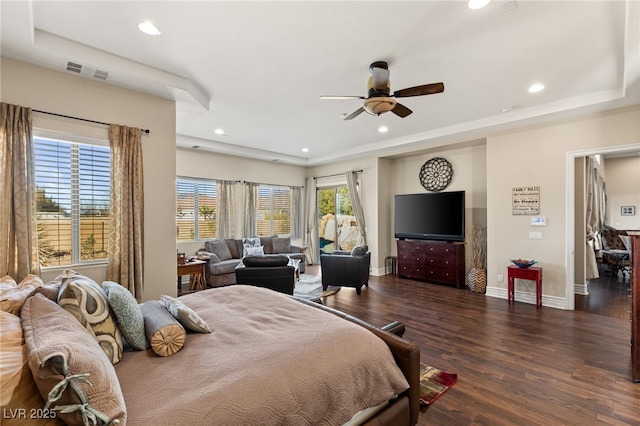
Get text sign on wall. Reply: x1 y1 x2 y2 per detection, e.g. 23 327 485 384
512 186 540 215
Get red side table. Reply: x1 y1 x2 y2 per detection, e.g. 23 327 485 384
507 265 542 308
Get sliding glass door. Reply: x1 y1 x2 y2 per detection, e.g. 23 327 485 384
317 186 358 254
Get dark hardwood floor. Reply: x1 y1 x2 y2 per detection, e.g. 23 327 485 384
576 264 631 320
303 265 640 425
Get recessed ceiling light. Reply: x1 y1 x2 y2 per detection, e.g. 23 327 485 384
302 147 309 153
138 21 161 36
468 0 491 10
378 126 389 133
528 83 545 93
214 128 225 135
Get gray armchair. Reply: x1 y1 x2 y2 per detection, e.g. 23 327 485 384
320 246 370 295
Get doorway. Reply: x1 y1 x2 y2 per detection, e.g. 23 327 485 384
317 186 359 255
567 143 640 312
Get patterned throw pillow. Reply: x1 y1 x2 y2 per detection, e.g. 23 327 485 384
242 237 261 257
244 245 264 256
21 294 127 425
160 295 212 333
57 270 123 364
102 281 147 350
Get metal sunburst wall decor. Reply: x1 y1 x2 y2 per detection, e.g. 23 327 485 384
419 157 453 192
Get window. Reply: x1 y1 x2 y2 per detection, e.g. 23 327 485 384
176 178 217 240
257 185 292 236
34 137 111 267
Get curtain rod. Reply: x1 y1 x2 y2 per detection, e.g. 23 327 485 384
32 109 150 134
313 169 363 180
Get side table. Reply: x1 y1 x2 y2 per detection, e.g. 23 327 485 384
299 245 311 265
507 265 542 309
177 260 207 296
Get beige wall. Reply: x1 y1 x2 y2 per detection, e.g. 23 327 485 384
1 58 177 301
5 58 639 310
389 142 488 270
604 156 640 230
175 146 307 255
487 107 640 308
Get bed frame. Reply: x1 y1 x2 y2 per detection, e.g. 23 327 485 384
296 298 421 425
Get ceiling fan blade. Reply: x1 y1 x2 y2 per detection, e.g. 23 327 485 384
371 67 390 90
393 82 444 98
320 95 365 100
344 107 365 120
391 103 413 118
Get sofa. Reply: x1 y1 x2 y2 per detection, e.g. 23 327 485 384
203 235 306 287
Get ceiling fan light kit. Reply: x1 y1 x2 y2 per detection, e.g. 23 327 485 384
321 61 444 121
363 97 397 115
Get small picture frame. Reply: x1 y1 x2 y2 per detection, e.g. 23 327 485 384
621 206 636 216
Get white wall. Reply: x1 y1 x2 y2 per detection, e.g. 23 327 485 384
1 58 177 301
604 156 640 230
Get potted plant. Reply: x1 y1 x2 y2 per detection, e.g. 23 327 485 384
467 225 487 293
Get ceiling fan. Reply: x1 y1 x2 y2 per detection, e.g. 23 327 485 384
320 61 444 120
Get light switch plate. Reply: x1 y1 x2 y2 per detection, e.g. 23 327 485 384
531 216 546 226
529 231 543 240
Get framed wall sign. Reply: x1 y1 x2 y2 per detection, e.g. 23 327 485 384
512 186 540 215
621 206 636 216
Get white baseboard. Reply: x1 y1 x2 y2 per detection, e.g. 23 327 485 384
574 283 589 295
370 266 387 277
485 286 568 310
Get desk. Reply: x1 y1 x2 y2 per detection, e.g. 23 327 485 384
177 260 207 295
507 265 542 309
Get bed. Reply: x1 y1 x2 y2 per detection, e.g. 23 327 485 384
1 279 420 426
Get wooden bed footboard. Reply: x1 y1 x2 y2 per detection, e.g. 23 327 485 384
296 299 421 425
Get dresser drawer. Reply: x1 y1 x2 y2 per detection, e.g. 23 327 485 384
399 264 425 279
425 268 457 284
396 239 465 288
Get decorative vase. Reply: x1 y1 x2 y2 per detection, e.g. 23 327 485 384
467 224 487 293
467 267 487 293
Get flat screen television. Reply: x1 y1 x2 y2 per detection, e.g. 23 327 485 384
394 191 465 242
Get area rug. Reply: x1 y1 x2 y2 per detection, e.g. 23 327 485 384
419 363 457 406
294 275 340 299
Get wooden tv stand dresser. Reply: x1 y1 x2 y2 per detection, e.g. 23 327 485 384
396 239 465 288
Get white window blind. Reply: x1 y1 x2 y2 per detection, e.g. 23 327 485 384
257 185 292 236
176 178 217 240
34 137 110 267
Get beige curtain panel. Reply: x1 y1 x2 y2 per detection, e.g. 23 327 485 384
217 180 236 239
0 102 40 280
346 170 366 247
107 124 144 300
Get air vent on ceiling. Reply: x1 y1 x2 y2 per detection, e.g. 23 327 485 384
65 61 110 81
93 69 110 80
66 61 83 74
